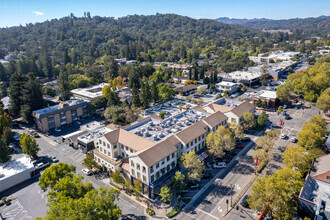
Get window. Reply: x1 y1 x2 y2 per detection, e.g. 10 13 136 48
151 175 154 182
121 145 124 149
172 153 175 159
99 139 102 144
161 159 165 166
171 161 175 168
156 171 160 179
108 152 111 157
104 149 106 154
150 167 154 173
137 163 140 170
131 161 135 167
125 146 128 151
156 163 159 169
130 149 133 153
143 175 147 182
100 147 103 152
131 169 135 176
142 166 146 173
161 168 165 175
195 146 197 152
103 141 105 146
113 144 117 149
167 156 170 162
107 143 110 149
167 164 170 172
137 172 141 179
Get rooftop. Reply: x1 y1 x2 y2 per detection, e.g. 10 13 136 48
310 154 330 179
0 157 34 180
216 81 240 87
254 90 277 99
33 99 87 116
126 109 210 143
78 127 113 144
80 121 105 132
222 71 261 81
71 83 108 100
213 98 243 108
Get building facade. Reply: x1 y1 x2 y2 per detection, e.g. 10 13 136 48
33 99 88 132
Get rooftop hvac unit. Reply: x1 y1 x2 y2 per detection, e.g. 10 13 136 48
147 126 151 131
159 133 165 138
141 128 145 132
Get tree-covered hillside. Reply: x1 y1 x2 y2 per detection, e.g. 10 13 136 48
0 13 257 61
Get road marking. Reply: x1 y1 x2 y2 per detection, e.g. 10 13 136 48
218 206 223 212
210 188 232 214
235 184 241 190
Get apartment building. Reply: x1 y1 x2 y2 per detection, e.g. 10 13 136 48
33 99 88 132
93 108 229 199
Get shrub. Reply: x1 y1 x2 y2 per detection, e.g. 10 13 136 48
146 207 156 216
111 171 125 185
166 206 181 218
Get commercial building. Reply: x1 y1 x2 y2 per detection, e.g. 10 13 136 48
253 90 279 108
221 71 261 86
216 81 240 94
0 157 37 193
70 83 108 101
298 154 330 219
94 107 229 199
249 51 300 63
33 99 89 132
93 98 255 199
78 127 113 153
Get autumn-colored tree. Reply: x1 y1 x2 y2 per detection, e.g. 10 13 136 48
19 133 40 157
282 145 314 175
206 126 235 159
181 151 204 182
242 112 256 130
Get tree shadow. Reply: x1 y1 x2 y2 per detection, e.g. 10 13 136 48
272 153 283 163
231 163 255 175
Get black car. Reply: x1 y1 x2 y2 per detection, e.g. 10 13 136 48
241 195 250 208
240 137 251 142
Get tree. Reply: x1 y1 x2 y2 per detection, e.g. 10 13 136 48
206 126 235 159
158 83 176 101
171 171 186 193
316 88 330 114
91 96 107 109
83 153 98 171
58 69 71 101
39 162 76 190
150 81 159 104
257 111 268 127
131 85 141 107
111 170 125 185
181 151 204 182
159 186 172 204
243 112 256 130
282 145 313 175
260 64 269 86
248 167 303 219
8 72 25 116
197 88 207 95
20 133 40 157
256 135 275 152
203 77 210 84
0 139 11 163
159 111 165 119
276 84 291 103
107 90 120 107
228 122 244 140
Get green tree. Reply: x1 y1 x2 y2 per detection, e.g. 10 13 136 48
150 81 159 104
316 88 330 114
181 151 204 182
8 72 25 116
228 122 244 140
282 145 313 175
197 88 207 95
131 85 141 107
243 112 256 130
19 133 40 157
159 186 172 204
257 111 268 127
256 135 275 152
107 90 120 107
171 171 186 193
248 167 303 219
83 153 98 171
39 162 76 190
0 139 11 163
111 170 125 185
159 111 165 119
206 126 235 159
276 84 291 103
58 69 71 101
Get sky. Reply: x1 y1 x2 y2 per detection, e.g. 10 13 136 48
0 0 329 28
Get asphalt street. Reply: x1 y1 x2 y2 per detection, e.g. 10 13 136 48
1 126 148 220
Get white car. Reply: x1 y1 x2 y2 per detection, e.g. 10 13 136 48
35 162 50 170
280 133 286 139
54 128 61 132
291 137 298 143
51 156 59 163
82 168 92 175
213 162 226 169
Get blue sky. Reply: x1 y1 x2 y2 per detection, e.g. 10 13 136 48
0 0 329 28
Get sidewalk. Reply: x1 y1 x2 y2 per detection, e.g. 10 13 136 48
99 178 170 219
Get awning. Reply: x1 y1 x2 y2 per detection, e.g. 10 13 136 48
198 152 208 161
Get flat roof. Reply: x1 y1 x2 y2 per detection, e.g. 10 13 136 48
126 109 210 143
0 157 34 180
216 81 240 87
33 99 88 117
78 127 113 144
222 71 261 81
71 83 108 99
255 90 277 99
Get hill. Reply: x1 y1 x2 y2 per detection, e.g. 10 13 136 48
216 16 330 38
0 13 258 61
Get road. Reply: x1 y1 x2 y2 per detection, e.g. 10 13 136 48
1 125 148 220
176 105 318 220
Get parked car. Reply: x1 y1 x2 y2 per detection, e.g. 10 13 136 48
82 168 92 175
241 195 250 208
235 145 244 149
240 137 251 142
31 157 44 166
54 128 61 132
281 111 286 116
292 99 297 103
51 156 59 163
280 133 287 139
35 161 50 170
213 162 226 169
291 137 298 143
190 184 200 190
283 105 287 109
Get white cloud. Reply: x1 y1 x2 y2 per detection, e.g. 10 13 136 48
32 11 44 16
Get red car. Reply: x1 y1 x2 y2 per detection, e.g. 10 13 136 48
292 99 297 103
235 145 244 149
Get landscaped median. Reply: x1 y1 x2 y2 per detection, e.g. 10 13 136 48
166 206 181 218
